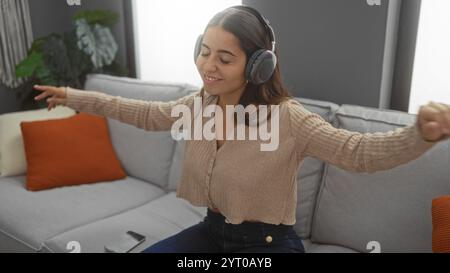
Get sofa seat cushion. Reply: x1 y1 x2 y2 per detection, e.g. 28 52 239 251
0 175 165 251
44 192 206 252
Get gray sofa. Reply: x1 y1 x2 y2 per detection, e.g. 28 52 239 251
1 74 449 253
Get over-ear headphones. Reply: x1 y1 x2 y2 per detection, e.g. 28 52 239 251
194 5 277 85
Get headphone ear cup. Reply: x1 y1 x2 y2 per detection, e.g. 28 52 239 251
194 34 203 63
245 49 277 85
245 49 265 83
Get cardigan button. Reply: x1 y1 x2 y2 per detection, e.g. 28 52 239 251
265 235 273 243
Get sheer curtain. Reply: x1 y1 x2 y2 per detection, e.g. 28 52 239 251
0 0 33 88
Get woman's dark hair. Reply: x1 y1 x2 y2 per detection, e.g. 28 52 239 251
201 6 293 111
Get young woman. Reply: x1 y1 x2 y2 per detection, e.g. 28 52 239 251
34 5 449 253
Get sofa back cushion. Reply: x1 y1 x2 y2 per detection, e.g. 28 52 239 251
0 107 76 177
167 140 186 191
21 113 126 191
294 97 339 239
311 104 450 252
83 74 199 189
432 196 450 253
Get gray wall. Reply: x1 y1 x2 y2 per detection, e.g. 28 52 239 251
0 0 129 114
0 85 21 115
390 0 421 112
244 0 395 108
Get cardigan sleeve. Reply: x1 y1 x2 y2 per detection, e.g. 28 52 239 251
287 99 437 173
66 87 200 131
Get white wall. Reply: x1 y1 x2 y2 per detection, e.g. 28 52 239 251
409 0 450 113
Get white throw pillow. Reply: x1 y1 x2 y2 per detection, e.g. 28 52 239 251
0 106 76 177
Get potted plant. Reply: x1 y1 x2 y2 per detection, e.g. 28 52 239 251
15 10 128 110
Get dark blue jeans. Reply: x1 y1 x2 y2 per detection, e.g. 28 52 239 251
142 209 305 253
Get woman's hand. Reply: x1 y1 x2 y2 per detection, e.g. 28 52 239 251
418 101 450 142
33 85 68 111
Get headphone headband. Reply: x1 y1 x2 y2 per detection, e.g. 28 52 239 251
229 5 276 52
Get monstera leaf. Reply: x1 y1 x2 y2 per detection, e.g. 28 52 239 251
75 18 118 69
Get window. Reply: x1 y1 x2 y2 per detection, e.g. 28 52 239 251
132 0 241 87
409 0 450 113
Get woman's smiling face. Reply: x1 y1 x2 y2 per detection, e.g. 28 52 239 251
196 26 248 97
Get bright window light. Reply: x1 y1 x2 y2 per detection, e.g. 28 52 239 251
132 0 241 88
409 0 450 113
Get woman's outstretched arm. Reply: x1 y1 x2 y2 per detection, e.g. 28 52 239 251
34 85 199 131
288 99 448 173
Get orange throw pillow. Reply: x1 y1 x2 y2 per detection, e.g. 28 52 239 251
432 196 450 253
20 113 126 191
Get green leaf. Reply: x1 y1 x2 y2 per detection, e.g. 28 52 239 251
73 10 118 27
15 52 44 78
35 64 51 80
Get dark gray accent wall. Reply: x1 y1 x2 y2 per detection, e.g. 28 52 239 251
390 0 421 112
244 0 395 108
0 0 130 114
0 0 72 114
0 85 21 114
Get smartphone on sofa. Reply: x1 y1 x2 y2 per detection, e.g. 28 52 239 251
104 231 146 253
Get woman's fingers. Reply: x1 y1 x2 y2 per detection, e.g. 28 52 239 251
421 121 443 141
33 85 59 91
34 91 51 101
421 102 448 127
418 102 450 141
47 97 65 105
429 102 450 132
419 104 440 125
429 103 450 134
47 100 58 111
33 85 66 102
33 85 63 94
34 85 56 101
32 85 67 111
46 97 66 111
